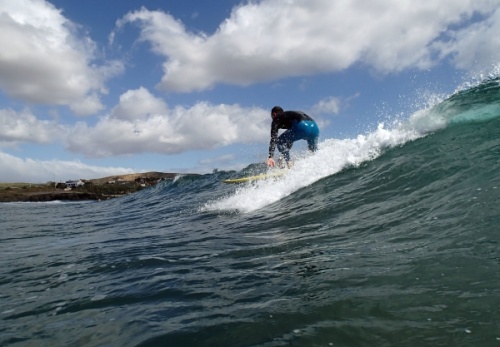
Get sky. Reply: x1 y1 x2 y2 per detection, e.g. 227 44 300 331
1 0 499 183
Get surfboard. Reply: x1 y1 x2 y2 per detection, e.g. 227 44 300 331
223 170 286 184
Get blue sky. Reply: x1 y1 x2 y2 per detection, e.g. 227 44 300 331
0 0 499 182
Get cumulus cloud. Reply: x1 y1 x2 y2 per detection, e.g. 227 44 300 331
110 87 168 121
0 0 123 115
0 108 66 144
115 0 499 93
0 151 137 183
432 7 500 73
65 87 269 157
312 97 341 116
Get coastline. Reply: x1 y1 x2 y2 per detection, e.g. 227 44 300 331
0 171 199 203
0 190 111 203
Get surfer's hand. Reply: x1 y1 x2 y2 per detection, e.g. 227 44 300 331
266 158 275 167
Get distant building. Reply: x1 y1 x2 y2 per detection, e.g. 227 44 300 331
65 180 84 188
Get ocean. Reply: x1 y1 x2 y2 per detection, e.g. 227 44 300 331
1 77 500 346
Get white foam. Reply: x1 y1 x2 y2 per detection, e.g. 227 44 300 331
205 101 449 213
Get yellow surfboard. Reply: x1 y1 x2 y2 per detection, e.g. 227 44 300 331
223 170 286 184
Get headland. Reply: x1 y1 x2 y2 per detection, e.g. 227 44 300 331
0 172 198 202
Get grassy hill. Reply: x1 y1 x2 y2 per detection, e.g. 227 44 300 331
0 171 199 202
88 171 183 185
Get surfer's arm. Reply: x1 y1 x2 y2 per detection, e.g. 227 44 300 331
268 122 279 159
267 124 279 167
267 134 278 167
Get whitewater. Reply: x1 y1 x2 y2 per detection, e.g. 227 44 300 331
206 76 499 214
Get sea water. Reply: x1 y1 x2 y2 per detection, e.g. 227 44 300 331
1 77 500 346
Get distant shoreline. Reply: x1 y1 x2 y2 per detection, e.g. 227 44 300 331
0 190 109 203
0 172 199 203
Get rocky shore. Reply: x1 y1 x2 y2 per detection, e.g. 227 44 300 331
0 171 197 203
0 190 107 203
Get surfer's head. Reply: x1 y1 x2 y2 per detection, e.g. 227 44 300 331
271 106 283 118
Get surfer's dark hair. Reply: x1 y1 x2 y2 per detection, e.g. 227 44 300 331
271 106 283 114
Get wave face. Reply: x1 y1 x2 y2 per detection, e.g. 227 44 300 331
1 77 500 346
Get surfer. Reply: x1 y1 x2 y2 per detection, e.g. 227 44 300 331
266 106 319 168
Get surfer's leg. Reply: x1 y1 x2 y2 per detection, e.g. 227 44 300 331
299 120 319 152
307 130 319 152
277 130 294 162
307 137 318 152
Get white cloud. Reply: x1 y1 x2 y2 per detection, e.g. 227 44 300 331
312 97 341 115
110 87 168 121
0 0 123 115
433 7 500 73
0 151 136 183
65 88 269 157
0 108 65 144
69 93 105 116
116 0 499 93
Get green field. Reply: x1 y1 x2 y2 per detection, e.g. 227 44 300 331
0 183 48 190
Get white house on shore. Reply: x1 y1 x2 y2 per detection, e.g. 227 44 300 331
65 180 84 188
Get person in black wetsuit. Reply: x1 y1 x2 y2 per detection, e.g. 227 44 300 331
266 106 319 168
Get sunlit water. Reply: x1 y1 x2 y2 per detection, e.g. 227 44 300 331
2 78 500 346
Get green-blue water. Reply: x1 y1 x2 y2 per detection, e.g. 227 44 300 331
1 78 500 346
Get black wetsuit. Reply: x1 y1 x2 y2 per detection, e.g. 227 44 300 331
268 111 319 161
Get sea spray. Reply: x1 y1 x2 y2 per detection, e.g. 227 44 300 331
206 106 435 213
206 76 500 213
